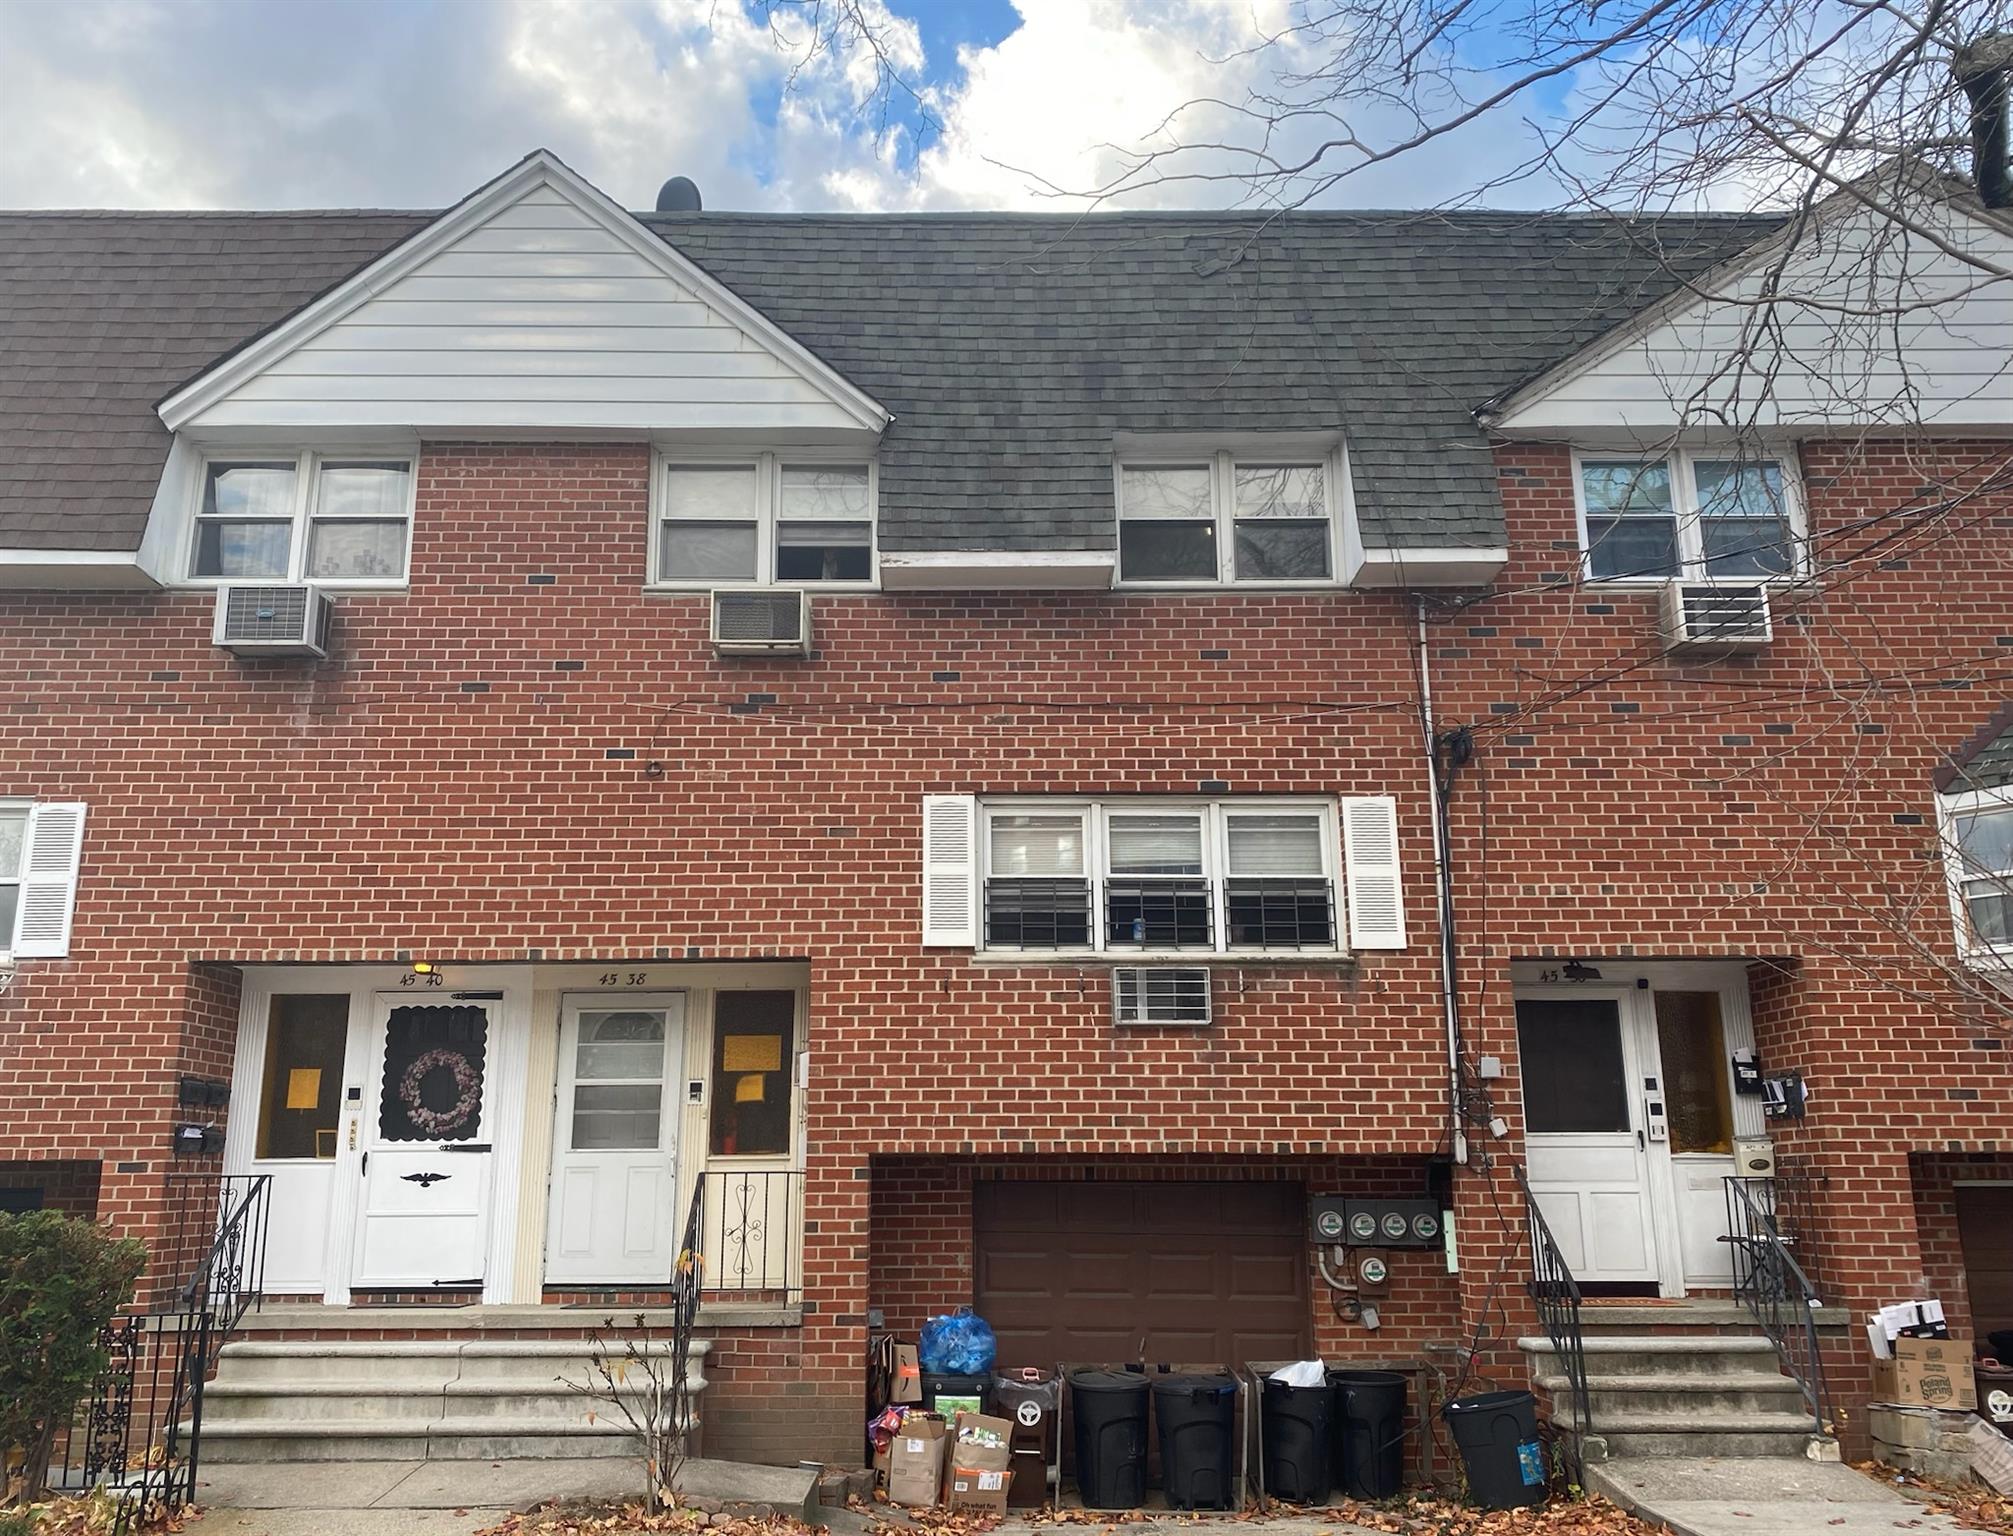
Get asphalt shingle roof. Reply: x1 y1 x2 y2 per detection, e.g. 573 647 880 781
0 206 1780 555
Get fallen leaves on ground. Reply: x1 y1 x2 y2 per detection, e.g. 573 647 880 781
1853 1461 2013 1536
1293 1493 1667 1536
8 1492 193 1536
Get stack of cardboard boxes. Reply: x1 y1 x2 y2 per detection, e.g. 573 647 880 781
1866 1298 1979 1480
881 1411 1016 1513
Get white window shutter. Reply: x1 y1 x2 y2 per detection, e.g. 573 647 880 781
921 794 979 947
15 802 87 958
1341 795 1406 950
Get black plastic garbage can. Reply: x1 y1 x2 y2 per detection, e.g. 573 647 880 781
923 1372 990 1413
1442 1391 1546 1509
1259 1376 1336 1504
992 1369 1060 1509
1150 1372 1238 1510
1330 1369 1407 1499
1069 1369 1150 1509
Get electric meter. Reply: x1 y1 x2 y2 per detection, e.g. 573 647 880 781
1315 1207 1346 1240
1349 1210 1380 1242
1380 1210 1410 1241
1412 1210 1442 1242
1358 1253 1390 1285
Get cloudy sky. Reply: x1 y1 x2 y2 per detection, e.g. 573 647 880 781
0 0 1566 213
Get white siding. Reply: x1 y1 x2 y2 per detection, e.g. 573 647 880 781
1495 199 2013 434
186 186 867 435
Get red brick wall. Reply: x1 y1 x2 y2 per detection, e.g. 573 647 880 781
3 435 2012 1461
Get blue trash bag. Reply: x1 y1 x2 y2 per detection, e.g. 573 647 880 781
918 1309 997 1376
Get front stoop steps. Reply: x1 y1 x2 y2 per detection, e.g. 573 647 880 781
195 1337 711 1462
1521 1333 1840 1461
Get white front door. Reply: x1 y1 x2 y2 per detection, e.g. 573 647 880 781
545 995 686 1285
1518 993 1664 1284
352 996 498 1288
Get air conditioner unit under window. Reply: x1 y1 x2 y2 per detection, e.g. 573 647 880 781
1112 966 1213 1027
212 584 334 658
711 590 812 656
1660 581 1772 652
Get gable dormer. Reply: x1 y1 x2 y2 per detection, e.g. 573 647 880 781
157 150 887 442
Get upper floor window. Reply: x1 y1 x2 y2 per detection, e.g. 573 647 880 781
189 453 415 586
980 799 1342 955
1576 451 1800 583
1117 451 1337 585
1942 789 2013 965
655 455 875 587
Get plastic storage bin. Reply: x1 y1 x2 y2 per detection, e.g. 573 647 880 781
1150 1372 1238 1510
1259 1376 1336 1504
1068 1369 1150 1509
1330 1369 1407 1499
1442 1390 1546 1510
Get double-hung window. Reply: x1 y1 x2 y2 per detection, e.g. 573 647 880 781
1577 450 1799 582
189 453 415 585
1117 451 1337 585
656 456 874 587
978 800 1342 955
1942 789 2013 964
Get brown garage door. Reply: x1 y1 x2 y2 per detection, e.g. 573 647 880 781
975 1180 1310 1368
1958 1185 2013 1339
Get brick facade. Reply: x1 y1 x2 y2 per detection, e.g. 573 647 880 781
4 435 2012 1464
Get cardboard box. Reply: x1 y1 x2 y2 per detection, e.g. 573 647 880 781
891 1342 922 1405
944 1412 1015 1513
1871 1335 1977 1410
886 1413 948 1508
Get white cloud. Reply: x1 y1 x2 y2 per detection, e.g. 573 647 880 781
0 0 1560 212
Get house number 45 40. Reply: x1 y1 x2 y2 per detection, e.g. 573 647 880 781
598 972 650 986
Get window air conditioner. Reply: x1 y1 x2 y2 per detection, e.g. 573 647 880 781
212 584 334 658
1111 966 1213 1026
711 590 812 657
1660 581 1773 652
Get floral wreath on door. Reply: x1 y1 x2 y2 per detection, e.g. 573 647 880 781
399 1048 482 1137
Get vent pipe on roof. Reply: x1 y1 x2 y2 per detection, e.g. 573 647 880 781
1954 33 2013 209
655 176 704 213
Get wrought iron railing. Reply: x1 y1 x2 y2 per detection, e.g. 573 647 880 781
60 1172 271 1534
1103 878 1213 948
693 1168 804 1303
983 878 1092 949
1723 1174 1830 1438
1225 878 1336 947
1515 1164 1590 1479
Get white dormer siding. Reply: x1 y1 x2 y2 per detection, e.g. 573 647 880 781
162 152 886 440
1490 196 2013 436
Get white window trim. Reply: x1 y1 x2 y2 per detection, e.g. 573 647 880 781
978 796 1343 958
1113 447 1347 589
1569 446 1809 587
649 451 879 592
1938 783 2013 970
179 448 419 590
0 798 24 963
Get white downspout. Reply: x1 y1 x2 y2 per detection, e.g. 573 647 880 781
1419 598 1468 1165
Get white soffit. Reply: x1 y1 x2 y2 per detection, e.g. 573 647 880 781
878 550 1118 591
1487 191 2013 435
0 549 157 590
159 150 889 439
1347 546 1507 589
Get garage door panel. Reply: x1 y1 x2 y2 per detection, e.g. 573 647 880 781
975 1180 1308 1370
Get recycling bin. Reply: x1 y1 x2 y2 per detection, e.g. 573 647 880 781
1149 1371 1238 1510
1443 1390 1546 1509
1259 1376 1336 1504
922 1371 990 1416
1330 1368 1408 1498
1068 1368 1150 1509
992 1368 1059 1508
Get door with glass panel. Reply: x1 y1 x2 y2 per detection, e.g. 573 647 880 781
251 994 352 1292
546 995 686 1285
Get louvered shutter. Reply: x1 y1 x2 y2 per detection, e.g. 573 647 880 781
1341 795 1406 950
921 794 979 947
14 802 87 958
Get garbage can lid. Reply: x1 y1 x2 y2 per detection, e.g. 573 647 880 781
1328 1369 1408 1387
1069 1368 1151 1394
1151 1371 1236 1396
1441 1389 1534 1417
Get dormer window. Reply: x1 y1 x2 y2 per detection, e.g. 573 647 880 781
1116 449 1339 586
188 452 414 585
654 455 875 587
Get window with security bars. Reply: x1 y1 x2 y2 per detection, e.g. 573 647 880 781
974 800 1357 956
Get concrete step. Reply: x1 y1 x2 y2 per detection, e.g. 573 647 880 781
1522 1334 1784 1376
1538 1371 1807 1417
214 1337 693 1385
195 1417 639 1462
1577 1301 1850 1330
201 1380 665 1424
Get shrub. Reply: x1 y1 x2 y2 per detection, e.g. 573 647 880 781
0 1213 146 1507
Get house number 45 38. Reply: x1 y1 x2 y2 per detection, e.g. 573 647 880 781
598 972 650 986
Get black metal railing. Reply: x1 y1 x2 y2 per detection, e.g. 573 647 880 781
1724 1174 1830 1437
60 1172 270 1534
983 878 1092 949
1103 878 1213 948
1225 878 1336 947
1515 1164 1590 1479
692 1168 804 1303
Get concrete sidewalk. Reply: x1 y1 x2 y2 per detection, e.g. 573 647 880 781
1590 1457 1968 1536
187 1459 645 1536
